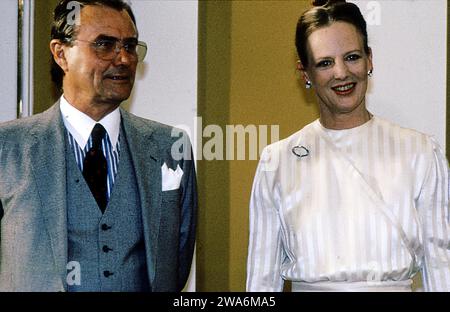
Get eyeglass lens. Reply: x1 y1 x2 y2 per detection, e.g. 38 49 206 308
93 37 147 62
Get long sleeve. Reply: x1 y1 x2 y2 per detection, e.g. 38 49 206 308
247 147 286 292
177 136 198 291
418 137 450 291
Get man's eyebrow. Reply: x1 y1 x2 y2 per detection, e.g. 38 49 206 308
94 34 138 41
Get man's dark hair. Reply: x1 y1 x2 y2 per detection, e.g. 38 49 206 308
50 0 137 91
295 0 370 68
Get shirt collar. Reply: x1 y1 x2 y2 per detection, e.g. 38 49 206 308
59 95 121 151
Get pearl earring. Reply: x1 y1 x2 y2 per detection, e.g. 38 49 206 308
368 69 373 77
305 80 312 89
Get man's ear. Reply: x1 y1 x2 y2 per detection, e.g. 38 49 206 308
50 39 69 72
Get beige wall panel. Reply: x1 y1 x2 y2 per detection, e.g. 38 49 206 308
34 0 60 114
228 0 315 291
197 1 232 291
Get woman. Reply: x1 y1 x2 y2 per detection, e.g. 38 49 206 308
246 0 449 292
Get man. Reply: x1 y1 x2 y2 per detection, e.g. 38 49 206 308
0 0 197 292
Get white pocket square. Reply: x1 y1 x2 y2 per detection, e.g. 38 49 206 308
161 163 183 191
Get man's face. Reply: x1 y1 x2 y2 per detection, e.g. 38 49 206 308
63 5 138 108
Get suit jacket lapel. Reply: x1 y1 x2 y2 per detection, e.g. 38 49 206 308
120 109 161 286
29 102 68 289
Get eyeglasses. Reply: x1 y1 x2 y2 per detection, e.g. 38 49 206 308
71 37 148 62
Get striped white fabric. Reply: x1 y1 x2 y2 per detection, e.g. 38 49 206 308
67 130 120 202
247 116 450 292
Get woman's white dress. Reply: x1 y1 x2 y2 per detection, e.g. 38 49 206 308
247 117 450 291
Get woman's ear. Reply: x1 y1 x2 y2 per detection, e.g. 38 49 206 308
297 60 311 83
50 39 69 73
367 47 373 72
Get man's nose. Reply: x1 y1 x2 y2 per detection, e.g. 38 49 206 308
112 44 133 65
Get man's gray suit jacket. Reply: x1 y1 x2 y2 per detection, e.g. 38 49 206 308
0 102 197 292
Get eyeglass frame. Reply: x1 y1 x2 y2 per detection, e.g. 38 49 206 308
66 35 148 63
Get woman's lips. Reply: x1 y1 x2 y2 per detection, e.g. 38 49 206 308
331 83 356 95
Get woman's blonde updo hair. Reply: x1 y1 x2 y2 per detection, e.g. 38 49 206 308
295 0 370 67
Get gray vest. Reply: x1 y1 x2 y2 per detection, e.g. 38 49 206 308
65 126 150 292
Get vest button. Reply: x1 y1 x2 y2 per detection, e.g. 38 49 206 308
103 270 114 278
102 245 112 253
101 224 111 231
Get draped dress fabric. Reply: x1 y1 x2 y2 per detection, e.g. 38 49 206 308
247 116 450 292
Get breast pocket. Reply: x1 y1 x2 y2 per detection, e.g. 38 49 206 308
161 189 181 203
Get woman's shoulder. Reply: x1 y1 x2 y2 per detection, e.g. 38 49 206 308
374 116 431 138
372 116 440 153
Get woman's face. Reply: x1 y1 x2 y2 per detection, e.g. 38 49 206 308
304 21 372 121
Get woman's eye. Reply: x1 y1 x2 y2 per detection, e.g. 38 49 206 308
346 54 361 61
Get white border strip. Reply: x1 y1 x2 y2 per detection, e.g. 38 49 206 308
20 0 34 118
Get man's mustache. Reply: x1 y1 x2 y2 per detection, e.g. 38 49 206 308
104 66 133 78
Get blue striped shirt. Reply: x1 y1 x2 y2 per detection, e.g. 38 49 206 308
67 130 120 202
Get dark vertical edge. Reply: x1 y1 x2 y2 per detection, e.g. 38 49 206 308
196 1 232 291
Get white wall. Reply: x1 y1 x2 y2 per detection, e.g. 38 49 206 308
353 0 447 150
125 0 198 292
0 0 18 122
124 0 198 134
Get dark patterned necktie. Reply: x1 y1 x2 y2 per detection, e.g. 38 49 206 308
83 123 107 213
